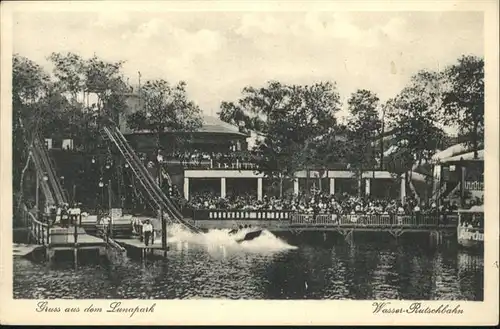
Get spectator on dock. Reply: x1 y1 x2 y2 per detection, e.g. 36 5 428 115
48 205 57 225
414 204 421 224
187 190 423 215
60 203 69 228
142 220 154 247
132 217 142 235
183 188 481 223
100 215 110 237
68 203 81 226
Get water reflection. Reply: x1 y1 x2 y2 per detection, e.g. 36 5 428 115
13 232 483 300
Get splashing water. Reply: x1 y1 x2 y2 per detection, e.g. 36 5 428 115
166 224 297 255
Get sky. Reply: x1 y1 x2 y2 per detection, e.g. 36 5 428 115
12 10 484 119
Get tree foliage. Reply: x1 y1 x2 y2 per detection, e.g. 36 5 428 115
344 89 382 182
386 70 447 177
441 55 484 158
48 52 128 120
12 54 52 196
226 81 341 195
13 52 130 200
126 79 203 150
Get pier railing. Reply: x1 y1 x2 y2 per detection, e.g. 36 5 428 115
164 159 257 170
27 211 49 245
22 205 88 246
192 209 458 228
193 209 294 221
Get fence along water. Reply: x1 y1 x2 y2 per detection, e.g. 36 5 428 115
191 209 458 228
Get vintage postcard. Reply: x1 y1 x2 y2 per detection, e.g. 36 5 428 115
1 0 498 326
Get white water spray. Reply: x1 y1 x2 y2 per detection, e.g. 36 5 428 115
166 224 297 255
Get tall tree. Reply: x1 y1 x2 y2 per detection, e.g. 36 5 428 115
217 82 290 134
126 79 203 154
441 55 484 158
345 89 382 196
12 54 52 207
386 70 446 199
13 53 130 209
47 52 129 151
247 81 341 196
48 52 128 117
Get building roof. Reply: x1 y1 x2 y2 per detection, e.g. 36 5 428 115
441 149 484 163
124 114 248 137
431 143 470 162
198 115 247 136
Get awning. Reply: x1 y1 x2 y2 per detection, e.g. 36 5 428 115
431 143 469 162
399 171 427 182
441 149 484 163
458 205 484 213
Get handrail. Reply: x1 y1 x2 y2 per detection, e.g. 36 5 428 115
44 141 70 202
103 125 200 233
103 127 159 212
110 126 184 218
105 126 172 215
33 136 62 203
27 210 48 228
24 205 48 245
19 118 65 205
30 148 56 205
108 237 126 251
112 126 187 221
32 134 68 205
37 135 69 203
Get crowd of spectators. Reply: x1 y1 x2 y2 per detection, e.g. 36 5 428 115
185 190 479 216
459 214 484 229
138 150 258 170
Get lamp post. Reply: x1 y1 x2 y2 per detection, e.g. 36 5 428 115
98 180 104 211
41 174 49 214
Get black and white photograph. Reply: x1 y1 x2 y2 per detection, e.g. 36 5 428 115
2 0 499 325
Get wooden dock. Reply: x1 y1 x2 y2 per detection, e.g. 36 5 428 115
115 238 169 259
13 243 42 257
49 226 106 248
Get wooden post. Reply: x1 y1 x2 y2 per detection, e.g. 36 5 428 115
108 179 113 239
46 214 51 261
74 221 78 268
25 209 30 244
35 172 40 220
34 222 38 244
460 160 466 208
41 223 45 245
159 163 167 256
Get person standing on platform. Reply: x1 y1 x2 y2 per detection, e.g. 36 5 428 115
60 203 69 228
101 215 110 240
68 204 74 226
132 217 138 235
69 204 80 226
55 204 62 225
73 203 81 226
49 205 57 225
138 219 145 242
151 226 156 245
143 220 153 246
414 204 421 225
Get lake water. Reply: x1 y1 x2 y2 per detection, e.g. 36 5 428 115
13 229 483 300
